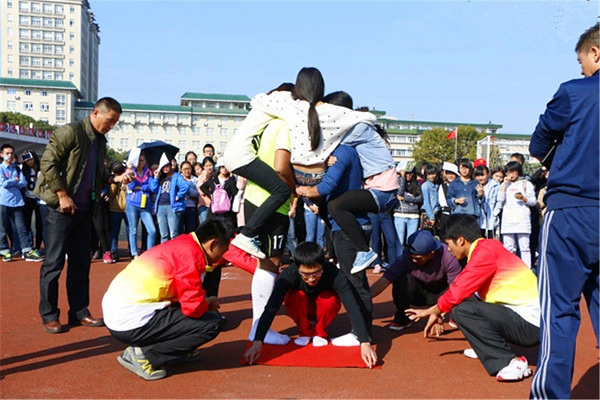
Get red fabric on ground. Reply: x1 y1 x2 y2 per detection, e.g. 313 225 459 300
240 341 382 369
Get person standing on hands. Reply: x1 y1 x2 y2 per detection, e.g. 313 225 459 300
529 23 599 400
36 97 130 334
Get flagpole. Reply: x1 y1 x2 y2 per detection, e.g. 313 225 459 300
454 127 458 161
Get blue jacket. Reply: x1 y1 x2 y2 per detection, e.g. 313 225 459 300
315 145 368 232
151 172 189 212
0 162 26 207
447 178 481 217
340 123 396 179
421 180 440 220
529 70 599 210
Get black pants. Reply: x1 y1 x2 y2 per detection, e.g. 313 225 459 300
392 273 448 325
233 158 290 238
328 190 378 253
331 229 373 336
23 197 43 249
109 306 221 367
92 202 111 254
39 207 92 323
451 297 539 375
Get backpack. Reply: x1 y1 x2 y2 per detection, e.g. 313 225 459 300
211 183 231 214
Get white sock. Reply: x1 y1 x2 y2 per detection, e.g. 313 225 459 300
248 268 277 341
294 336 311 346
312 336 328 347
331 332 360 347
264 329 290 345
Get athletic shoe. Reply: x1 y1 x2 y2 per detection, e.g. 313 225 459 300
350 249 378 274
92 250 103 260
448 319 458 328
117 346 167 381
372 265 382 274
389 322 413 331
24 249 44 262
496 356 532 382
2 253 13 262
103 251 116 264
463 348 478 359
231 234 266 259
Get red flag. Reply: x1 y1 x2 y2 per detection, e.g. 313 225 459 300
446 128 457 140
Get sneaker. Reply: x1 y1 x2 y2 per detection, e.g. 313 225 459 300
496 356 532 382
24 249 44 262
11 250 22 259
103 251 116 264
372 264 382 274
389 322 413 331
231 233 266 259
117 346 167 381
2 253 13 262
350 249 378 274
448 319 458 328
92 250 103 260
463 348 478 359
111 251 120 262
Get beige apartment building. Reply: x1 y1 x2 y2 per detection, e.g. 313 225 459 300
0 0 99 124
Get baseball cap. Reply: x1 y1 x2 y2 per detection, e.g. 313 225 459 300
406 230 442 255
474 158 487 168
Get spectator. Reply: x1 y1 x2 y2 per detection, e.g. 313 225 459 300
20 150 43 252
393 162 422 251
474 165 500 239
108 161 129 262
447 158 481 219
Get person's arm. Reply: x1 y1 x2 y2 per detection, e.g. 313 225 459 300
422 183 436 221
174 174 189 202
0 166 16 188
370 276 392 298
405 304 445 338
297 150 350 198
529 84 570 162
274 149 295 191
445 182 458 211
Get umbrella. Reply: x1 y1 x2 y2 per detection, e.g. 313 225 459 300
137 140 179 167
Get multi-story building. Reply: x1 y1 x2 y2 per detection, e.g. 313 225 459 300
74 93 251 162
0 0 99 125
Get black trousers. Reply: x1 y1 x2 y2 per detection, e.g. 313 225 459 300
451 297 539 375
328 190 378 253
39 207 92 323
109 306 221 367
392 273 448 325
23 197 43 249
233 158 291 238
331 229 373 337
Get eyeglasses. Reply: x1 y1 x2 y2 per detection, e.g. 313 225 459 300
299 269 323 279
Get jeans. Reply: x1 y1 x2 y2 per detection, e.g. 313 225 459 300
294 169 326 186
286 216 298 255
157 205 183 243
394 216 419 250
304 208 325 248
198 205 209 225
369 212 399 264
0 205 32 253
39 207 92 323
125 204 156 257
109 211 129 254
368 188 398 213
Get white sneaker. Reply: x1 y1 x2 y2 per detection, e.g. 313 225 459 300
496 356 532 382
312 336 328 347
231 234 266 259
331 332 360 347
463 348 478 359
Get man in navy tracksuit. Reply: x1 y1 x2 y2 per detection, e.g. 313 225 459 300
529 23 599 400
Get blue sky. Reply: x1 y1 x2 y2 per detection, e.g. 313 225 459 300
91 0 597 134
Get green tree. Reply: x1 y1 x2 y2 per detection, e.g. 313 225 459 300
412 125 486 166
0 111 55 131
107 147 128 163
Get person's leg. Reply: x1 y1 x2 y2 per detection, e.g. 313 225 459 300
39 207 71 323
304 207 317 242
516 233 531 269
13 206 33 253
183 207 197 234
23 197 36 247
332 230 373 336
327 190 378 252
0 205 11 255
316 215 326 248
109 211 122 254
198 205 208 225
452 298 539 376
502 233 516 255
33 202 43 249
139 208 157 249
125 205 140 257
369 213 383 264
313 290 341 338
284 289 315 337
110 306 221 367
167 208 182 240
394 216 407 250
381 213 399 263
233 158 290 238
531 207 599 399
406 217 419 241
156 205 170 243
65 210 94 322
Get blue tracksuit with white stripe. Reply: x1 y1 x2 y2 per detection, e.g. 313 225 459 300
529 69 599 399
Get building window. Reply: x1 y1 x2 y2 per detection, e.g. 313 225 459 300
69 32 74 40
31 2 41 13
7 69 14 77
57 108 66 122
55 32 62 41
206 128 214 136
54 18 63 27
69 59 74 66
165 126 173 134
20 69 29 78
8 55 14 64
32 44 41 53
19 15 29 25
56 94 66 106
7 14 14 22
31 70 41 79
43 58 52 67
220 128 228 136
136 125 144 133
19 42 29 51
40 103 49 111
7 88 17 95
192 141 201 148
7 101 16 111
193 127 201 135
43 71 52 79
55 59 62 67
70 6 75 14
68 72 74 80
41 90 48 96
54 72 63 80
151 126 159 134
20 56 29 65
32 30 41 39
32 57 41 66
69 19 74 27
19 29 30 39
54 45 63 54
32 17 42 26
24 102 34 110
7 1 13 9
120 138 129 147
54 4 63 14
178 140 187 149
43 31 52 40
19 2 29 12
43 17 53 27
69 45 74 54
43 4 53 14
43 44 53 54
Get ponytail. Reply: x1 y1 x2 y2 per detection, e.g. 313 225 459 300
293 67 325 152
307 103 320 151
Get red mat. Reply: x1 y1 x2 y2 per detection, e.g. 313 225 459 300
240 341 382 369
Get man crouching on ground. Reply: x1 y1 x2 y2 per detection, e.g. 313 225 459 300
102 219 232 380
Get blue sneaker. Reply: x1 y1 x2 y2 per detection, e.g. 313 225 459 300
350 249 377 274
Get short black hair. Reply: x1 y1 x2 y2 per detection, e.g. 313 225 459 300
202 156 215 167
294 241 325 267
576 22 599 53
474 165 490 176
195 219 233 247
505 161 523 176
323 91 353 109
510 152 525 165
203 143 215 151
94 97 122 114
442 214 482 243
1 144 15 152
